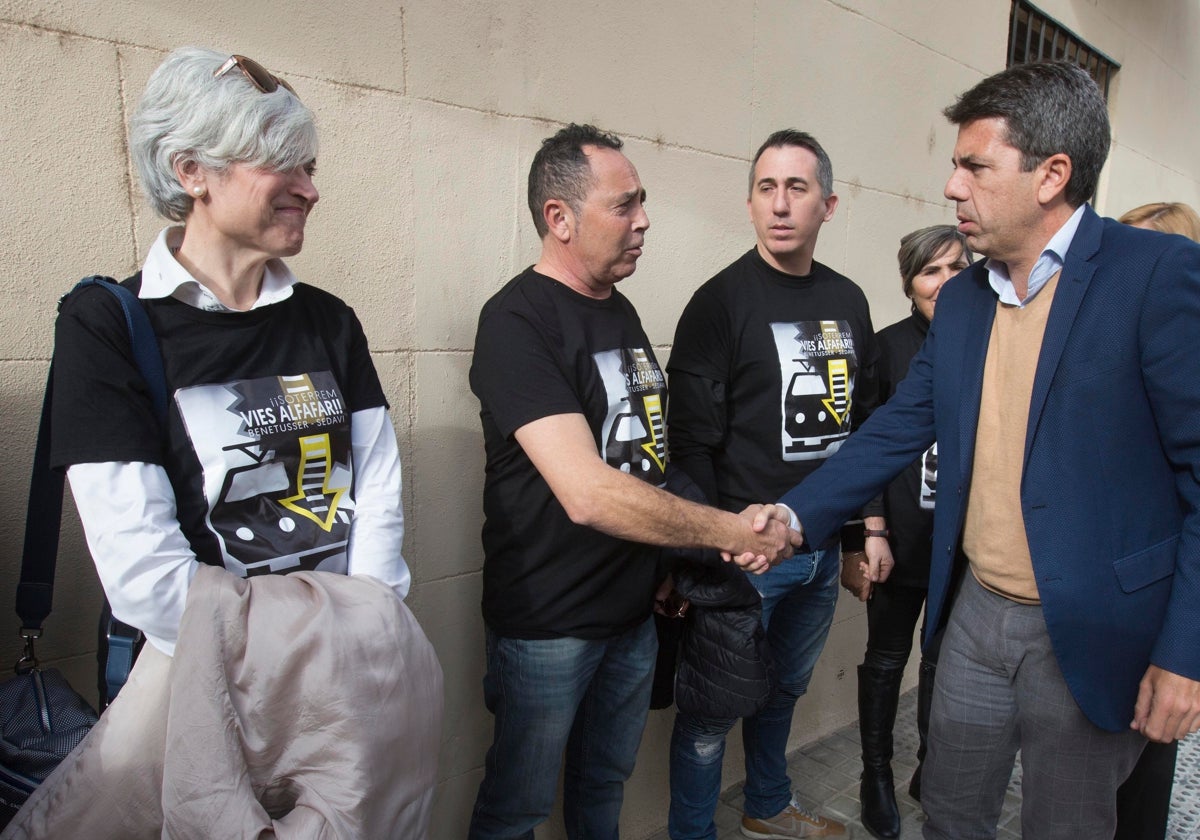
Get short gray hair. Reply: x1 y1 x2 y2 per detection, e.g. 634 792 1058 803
897 225 973 299
130 46 318 221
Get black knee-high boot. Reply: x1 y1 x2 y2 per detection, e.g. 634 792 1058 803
858 665 903 839
908 658 936 802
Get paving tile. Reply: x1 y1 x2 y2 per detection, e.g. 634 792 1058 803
713 800 742 833
805 740 859 773
822 793 859 820
893 757 918 782
828 729 861 751
793 774 842 803
899 809 928 838
895 795 920 820
1172 732 1200 840
997 801 1021 832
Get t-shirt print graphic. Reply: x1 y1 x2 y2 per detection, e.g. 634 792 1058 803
175 370 356 577
593 347 667 485
920 442 938 510
770 320 859 462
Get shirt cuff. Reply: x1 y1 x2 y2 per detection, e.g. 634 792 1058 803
776 503 802 534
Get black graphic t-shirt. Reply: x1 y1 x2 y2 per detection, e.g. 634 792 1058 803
51 277 387 577
668 248 879 518
470 268 665 639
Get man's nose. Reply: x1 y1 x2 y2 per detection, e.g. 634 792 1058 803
944 170 965 202
633 203 649 232
773 189 789 215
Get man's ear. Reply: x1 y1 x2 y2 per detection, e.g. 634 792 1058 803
543 198 573 243
1036 153 1072 205
822 192 839 222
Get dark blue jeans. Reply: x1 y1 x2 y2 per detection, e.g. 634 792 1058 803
668 549 839 839
468 616 657 840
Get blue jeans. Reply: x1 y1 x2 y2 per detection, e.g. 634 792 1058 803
668 549 839 839
468 616 657 840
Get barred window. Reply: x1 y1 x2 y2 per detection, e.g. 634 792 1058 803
1008 1 1119 97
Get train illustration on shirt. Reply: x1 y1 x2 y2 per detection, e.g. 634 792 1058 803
920 442 938 509
771 320 859 461
174 371 355 577
593 347 667 484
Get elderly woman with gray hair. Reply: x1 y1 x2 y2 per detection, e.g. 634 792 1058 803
3 47 441 839
842 224 971 840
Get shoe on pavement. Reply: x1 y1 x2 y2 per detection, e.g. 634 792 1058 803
740 797 847 838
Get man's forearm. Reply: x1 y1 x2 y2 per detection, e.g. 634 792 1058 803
570 463 791 559
515 412 797 564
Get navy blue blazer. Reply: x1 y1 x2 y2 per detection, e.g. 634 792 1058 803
782 206 1200 732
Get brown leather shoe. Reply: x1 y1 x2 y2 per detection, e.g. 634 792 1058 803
740 798 847 838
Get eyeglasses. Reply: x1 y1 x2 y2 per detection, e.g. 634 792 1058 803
213 54 296 96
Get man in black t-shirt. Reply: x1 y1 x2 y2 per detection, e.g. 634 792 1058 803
666 131 879 839
467 125 803 840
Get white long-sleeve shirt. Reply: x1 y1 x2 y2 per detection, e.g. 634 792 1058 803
66 228 409 655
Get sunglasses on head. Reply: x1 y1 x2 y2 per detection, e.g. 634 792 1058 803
213 54 296 96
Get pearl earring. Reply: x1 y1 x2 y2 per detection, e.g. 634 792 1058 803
193 186 205 197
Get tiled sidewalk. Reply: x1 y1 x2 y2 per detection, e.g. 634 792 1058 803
647 687 1200 839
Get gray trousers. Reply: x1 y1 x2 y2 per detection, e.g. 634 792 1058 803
922 572 1146 840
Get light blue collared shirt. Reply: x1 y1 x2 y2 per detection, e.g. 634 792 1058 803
985 204 1086 307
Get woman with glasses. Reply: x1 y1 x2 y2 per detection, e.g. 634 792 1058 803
5 46 440 839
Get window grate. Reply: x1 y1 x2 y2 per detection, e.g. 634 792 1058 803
1008 1 1119 98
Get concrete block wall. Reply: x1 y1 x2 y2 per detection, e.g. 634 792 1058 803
0 1 1196 837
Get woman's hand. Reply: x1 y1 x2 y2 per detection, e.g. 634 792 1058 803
863 536 895 587
841 550 871 601
653 574 690 618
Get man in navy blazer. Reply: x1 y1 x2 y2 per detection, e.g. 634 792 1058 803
768 62 1200 839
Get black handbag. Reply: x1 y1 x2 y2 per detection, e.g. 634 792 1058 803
0 277 166 826
0 664 97 824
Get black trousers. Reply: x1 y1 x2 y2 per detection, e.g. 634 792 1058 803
864 580 939 670
1114 739 1176 840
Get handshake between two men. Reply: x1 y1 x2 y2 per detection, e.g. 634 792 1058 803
719 504 894 603
721 503 806 574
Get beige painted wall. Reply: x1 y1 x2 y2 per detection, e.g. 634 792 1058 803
0 1 1196 837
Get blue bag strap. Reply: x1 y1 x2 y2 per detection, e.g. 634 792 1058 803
73 277 162 701
73 276 168 427
15 371 63 643
16 276 166 643
103 615 142 705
